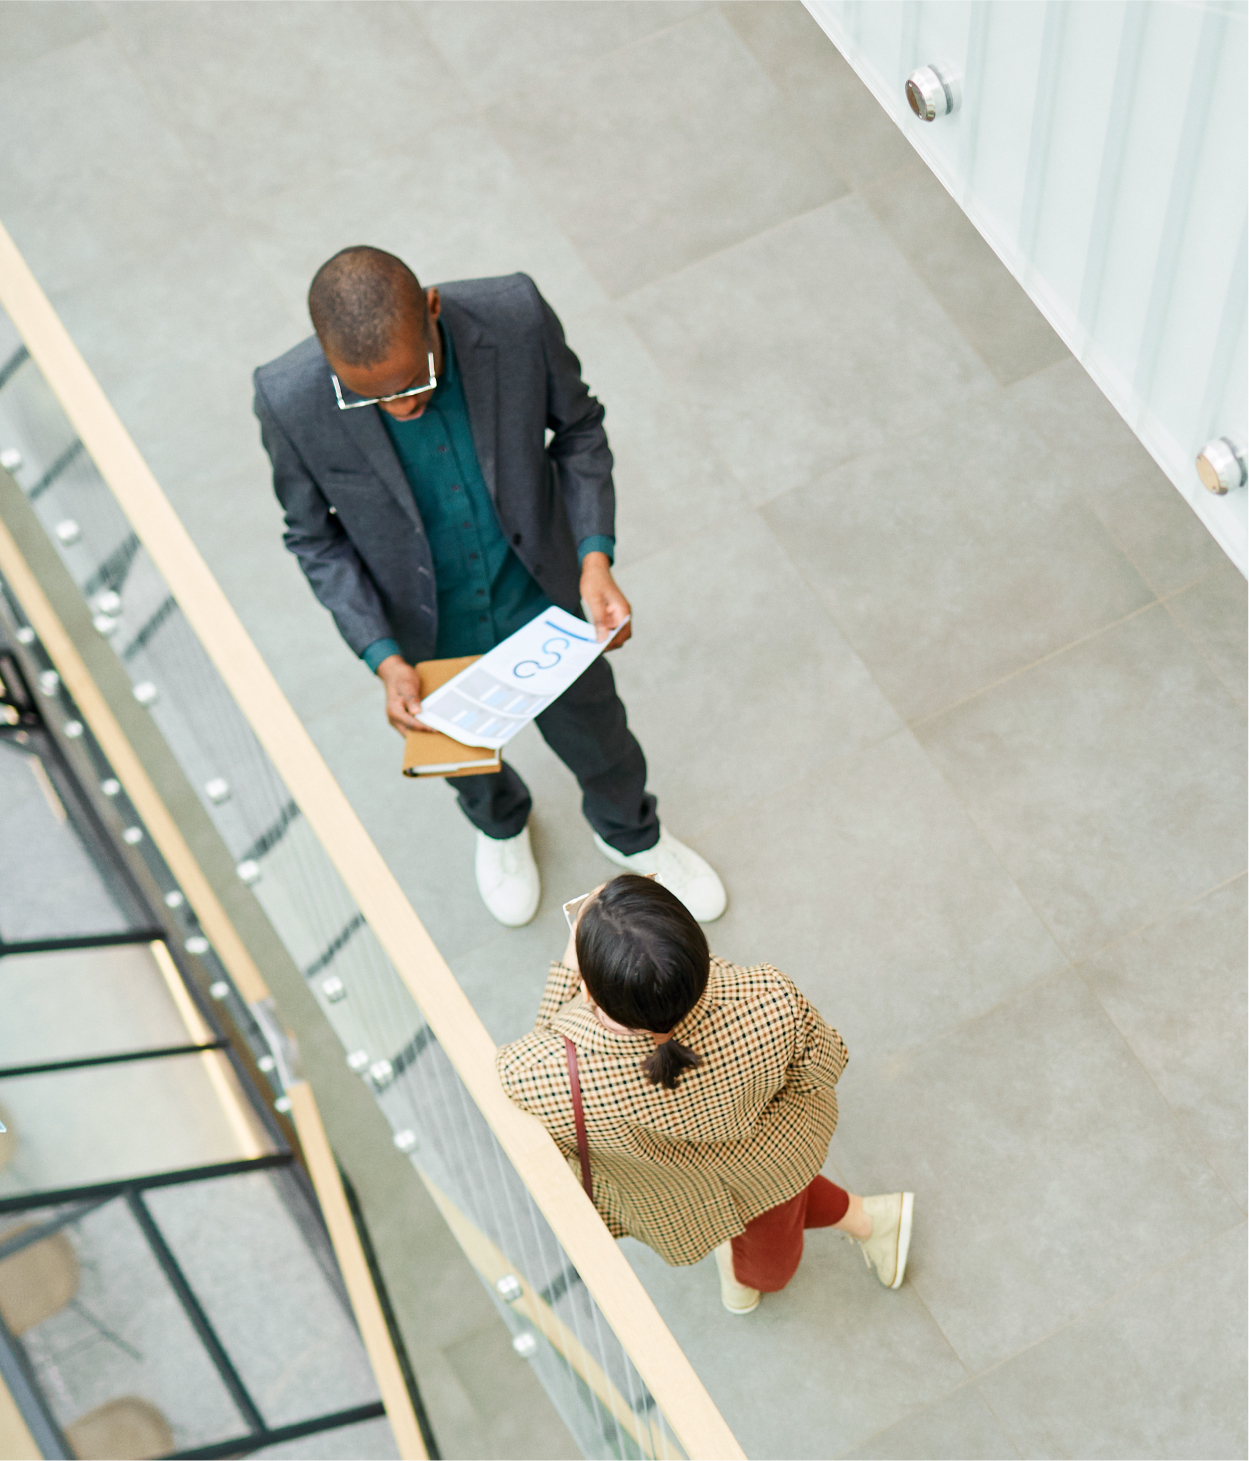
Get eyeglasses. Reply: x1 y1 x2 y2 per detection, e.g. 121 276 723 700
331 349 438 410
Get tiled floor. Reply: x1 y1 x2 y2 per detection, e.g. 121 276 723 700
1 3 1245 1457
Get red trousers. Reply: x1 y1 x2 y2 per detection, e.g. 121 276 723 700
730 1175 850 1292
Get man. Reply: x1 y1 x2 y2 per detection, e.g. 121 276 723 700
253 247 725 927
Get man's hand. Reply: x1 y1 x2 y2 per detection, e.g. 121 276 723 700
376 655 427 734
580 551 632 650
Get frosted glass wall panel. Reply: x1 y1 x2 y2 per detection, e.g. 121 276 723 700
807 0 1249 574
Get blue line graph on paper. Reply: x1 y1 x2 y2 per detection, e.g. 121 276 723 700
417 605 628 749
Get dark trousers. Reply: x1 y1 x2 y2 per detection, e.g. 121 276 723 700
451 657 660 854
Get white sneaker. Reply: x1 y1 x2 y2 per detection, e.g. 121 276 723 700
713 1242 760 1314
475 827 540 927
858 1192 914 1290
592 827 727 923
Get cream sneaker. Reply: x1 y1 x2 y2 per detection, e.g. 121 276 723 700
858 1192 914 1290
592 827 727 922
475 827 540 927
714 1242 760 1314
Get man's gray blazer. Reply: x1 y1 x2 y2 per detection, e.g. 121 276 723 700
252 273 615 665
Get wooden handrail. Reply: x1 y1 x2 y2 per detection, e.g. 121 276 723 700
286 1081 428 1460
0 1376 39 1461
0 220 744 1461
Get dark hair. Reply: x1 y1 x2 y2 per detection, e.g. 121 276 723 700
575 875 709 1091
307 246 424 366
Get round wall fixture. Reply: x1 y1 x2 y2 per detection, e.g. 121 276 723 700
1195 436 1247 495
906 63 959 121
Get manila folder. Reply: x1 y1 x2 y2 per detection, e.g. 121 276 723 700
402 656 502 779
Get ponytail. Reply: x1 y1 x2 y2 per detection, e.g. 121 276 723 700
640 1037 702 1090
576 875 710 1092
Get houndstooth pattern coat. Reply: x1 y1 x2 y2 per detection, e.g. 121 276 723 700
496 956 849 1266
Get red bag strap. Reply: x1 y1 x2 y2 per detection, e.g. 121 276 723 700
563 1036 593 1201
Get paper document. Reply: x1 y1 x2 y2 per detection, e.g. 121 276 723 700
418 606 625 750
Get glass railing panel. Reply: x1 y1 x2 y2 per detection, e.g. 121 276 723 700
0 719 151 947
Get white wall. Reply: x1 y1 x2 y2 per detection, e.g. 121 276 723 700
807 0 1248 576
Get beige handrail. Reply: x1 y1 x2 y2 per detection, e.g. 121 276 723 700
0 221 743 1461
0 1376 39 1461
286 1081 428 1460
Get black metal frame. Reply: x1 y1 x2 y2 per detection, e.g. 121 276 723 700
0 611 438 1461
0 1156 399 1458
0 1041 227 1080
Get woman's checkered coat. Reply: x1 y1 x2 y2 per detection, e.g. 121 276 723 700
496 956 849 1266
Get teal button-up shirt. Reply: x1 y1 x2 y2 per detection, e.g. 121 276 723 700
362 323 614 669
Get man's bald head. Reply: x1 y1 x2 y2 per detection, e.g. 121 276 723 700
308 246 424 366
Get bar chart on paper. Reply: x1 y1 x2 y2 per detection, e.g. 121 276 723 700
418 606 624 749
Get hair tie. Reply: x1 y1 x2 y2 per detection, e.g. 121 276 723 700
650 1031 674 1045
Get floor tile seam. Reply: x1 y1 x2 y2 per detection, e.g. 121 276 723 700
964 1214 1249 1388
744 359 1012 520
1057 867 1247 970
728 518 1083 979
668 717 914 847
1065 958 1246 1212
1159 578 1249 712
432 4 719 119
836 960 1074 1084
750 509 917 732
831 1379 1024 1461
611 189 864 309
847 202 1029 395
907 595 1167 732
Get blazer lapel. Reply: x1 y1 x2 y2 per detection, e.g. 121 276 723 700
334 397 420 527
445 302 499 505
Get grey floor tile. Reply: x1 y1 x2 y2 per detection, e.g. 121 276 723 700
568 305 751 567
621 1228 968 1460
697 730 1065 1070
979 1223 1248 1460
103 1 471 209
236 123 608 331
610 510 902 840
917 605 1248 961
1080 877 1247 1207
831 970 1243 1376
843 1383 1020 1460
1166 557 1248 708
50 219 299 498
1009 358 1229 597
487 8 847 297
624 197 994 503
723 1 915 189
0 32 217 296
0 0 106 75
416 0 707 108
860 156 1069 386
764 391 1154 721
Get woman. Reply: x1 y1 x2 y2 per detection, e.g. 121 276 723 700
496 874 914 1313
